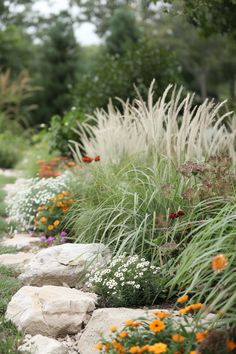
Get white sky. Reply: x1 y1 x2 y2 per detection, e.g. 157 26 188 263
33 0 101 46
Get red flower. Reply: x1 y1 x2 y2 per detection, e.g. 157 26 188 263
177 210 185 217
168 210 185 219
94 155 100 162
168 212 178 219
82 156 93 163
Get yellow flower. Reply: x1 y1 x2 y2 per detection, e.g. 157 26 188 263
57 193 64 200
148 342 167 353
178 303 204 314
53 220 60 227
140 345 150 353
124 319 140 327
196 330 208 343
48 225 54 230
211 254 228 272
153 311 170 319
189 351 196 354
177 294 189 303
129 346 141 353
110 325 118 332
172 334 185 343
119 331 128 338
40 217 47 224
95 342 103 350
149 319 165 333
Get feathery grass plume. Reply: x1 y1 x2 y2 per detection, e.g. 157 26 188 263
71 82 236 164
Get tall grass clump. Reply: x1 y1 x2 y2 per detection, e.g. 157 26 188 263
168 199 236 326
67 156 194 261
72 82 236 164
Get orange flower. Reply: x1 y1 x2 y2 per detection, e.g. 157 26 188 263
62 191 69 196
62 206 69 213
68 161 76 166
125 319 135 326
57 201 63 207
53 220 60 227
153 311 170 319
227 340 236 351
110 326 118 332
140 345 150 353
172 334 185 343
112 340 125 352
95 342 103 350
119 331 128 338
179 303 204 314
57 193 64 200
196 331 208 343
48 225 54 230
177 295 189 303
149 319 165 333
148 342 167 353
129 346 141 354
189 352 196 354
40 217 47 224
211 254 228 272
67 199 74 204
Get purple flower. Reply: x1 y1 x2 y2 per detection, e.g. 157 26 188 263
40 235 47 242
60 231 67 237
47 236 55 244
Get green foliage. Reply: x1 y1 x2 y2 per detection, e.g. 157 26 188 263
43 108 86 156
35 11 78 124
66 157 187 261
86 254 164 307
75 34 178 112
168 200 236 326
175 0 236 37
0 132 25 168
106 7 140 55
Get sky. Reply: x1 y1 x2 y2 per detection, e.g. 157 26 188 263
32 0 101 46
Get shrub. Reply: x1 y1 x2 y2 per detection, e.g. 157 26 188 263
34 190 74 237
0 132 23 168
86 254 163 307
7 171 75 230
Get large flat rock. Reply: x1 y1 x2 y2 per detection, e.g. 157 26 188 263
78 308 155 354
1 233 40 251
0 252 34 271
6 285 97 337
19 243 111 287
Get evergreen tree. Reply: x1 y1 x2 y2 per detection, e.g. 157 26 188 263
36 12 78 124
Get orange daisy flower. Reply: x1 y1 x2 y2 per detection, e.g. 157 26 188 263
211 254 228 272
149 319 165 333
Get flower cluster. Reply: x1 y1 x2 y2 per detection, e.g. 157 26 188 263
34 191 74 237
96 296 236 354
7 172 73 230
40 231 68 247
37 156 80 178
86 254 163 307
82 155 100 163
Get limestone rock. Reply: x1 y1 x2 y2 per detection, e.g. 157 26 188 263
0 252 34 271
19 243 111 287
18 335 68 354
1 233 40 250
78 308 155 354
6 285 97 337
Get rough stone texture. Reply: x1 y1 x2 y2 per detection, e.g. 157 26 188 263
6 285 97 337
78 308 155 354
0 252 34 271
19 243 111 287
1 233 41 250
18 335 68 354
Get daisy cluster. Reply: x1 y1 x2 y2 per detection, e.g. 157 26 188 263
86 254 162 307
7 171 73 230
